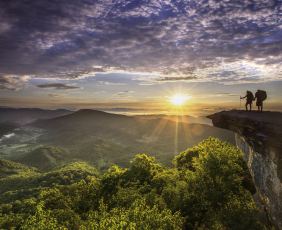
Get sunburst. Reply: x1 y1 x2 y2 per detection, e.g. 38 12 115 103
169 94 191 106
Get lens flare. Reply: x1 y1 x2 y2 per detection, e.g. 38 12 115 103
169 94 191 106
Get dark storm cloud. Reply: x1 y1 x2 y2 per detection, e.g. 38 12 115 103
0 0 281 82
37 83 80 90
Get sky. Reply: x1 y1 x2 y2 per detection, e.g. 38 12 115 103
0 0 282 115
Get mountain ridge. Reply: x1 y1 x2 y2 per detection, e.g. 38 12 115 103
0 107 73 125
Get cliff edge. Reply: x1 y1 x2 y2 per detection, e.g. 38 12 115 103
208 110 282 229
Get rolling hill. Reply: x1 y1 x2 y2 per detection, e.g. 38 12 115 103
0 122 18 136
15 146 69 171
0 109 265 229
28 109 235 168
0 107 72 125
0 159 37 179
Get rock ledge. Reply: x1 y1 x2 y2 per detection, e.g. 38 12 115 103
208 110 282 229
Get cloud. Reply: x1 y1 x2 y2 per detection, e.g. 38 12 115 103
97 81 127 86
157 76 197 82
48 93 60 97
37 83 80 90
214 93 238 97
0 0 281 84
0 75 30 90
113 90 135 99
116 90 134 95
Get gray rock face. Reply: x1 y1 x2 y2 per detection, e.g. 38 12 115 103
208 110 282 229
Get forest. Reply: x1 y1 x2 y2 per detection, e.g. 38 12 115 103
0 138 265 229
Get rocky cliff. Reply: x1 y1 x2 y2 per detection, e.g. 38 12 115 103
208 110 282 229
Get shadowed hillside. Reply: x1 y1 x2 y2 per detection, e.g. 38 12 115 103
15 146 69 171
0 159 37 179
0 122 18 136
0 108 72 125
28 109 235 168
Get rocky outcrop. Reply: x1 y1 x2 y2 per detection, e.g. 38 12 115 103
208 110 282 229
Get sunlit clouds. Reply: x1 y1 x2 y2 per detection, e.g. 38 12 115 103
0 0 282 112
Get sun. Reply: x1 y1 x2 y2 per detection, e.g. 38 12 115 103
169 94 191 106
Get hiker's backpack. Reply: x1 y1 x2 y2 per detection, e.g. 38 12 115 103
258 90 267 101
246 91 254 101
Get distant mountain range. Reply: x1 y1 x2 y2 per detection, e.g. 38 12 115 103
135 114 212 125
0 108 235 170
0 107 72 125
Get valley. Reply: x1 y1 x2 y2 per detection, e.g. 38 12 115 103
0 108 234 171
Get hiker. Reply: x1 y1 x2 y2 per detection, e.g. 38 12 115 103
240 91 254 111
255 90 267 112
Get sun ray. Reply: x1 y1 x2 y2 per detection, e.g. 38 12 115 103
174 114 179 154
148 117 169 140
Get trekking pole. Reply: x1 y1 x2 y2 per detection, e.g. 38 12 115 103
239 96 241 110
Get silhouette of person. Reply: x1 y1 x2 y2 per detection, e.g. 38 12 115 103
255 90 267 112
241 91 254 111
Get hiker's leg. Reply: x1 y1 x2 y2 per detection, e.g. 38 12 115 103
261 103 263 112
245 103 248 111
250 104 252 111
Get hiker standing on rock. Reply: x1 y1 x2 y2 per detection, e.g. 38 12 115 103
255 90 267 112
240 91 254 111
